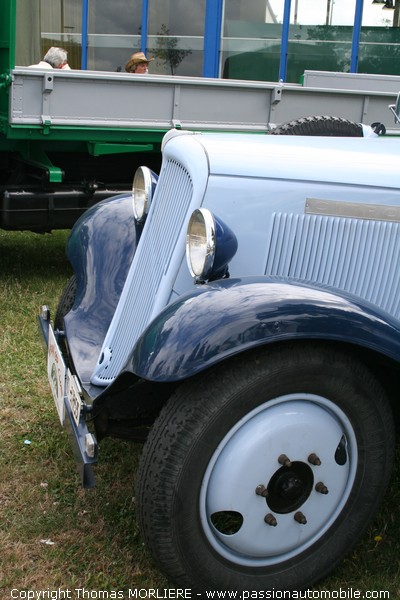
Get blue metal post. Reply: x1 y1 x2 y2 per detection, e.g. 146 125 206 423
350 0 364 72
279 0 291 81
203 0 223 77
141 0 149 54
81 0 89 69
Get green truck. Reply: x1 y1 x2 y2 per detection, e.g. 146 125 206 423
2 0 400 233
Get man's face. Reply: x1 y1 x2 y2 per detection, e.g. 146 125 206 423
135 62 148 74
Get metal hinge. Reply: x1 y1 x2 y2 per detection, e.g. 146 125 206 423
41 115 52 135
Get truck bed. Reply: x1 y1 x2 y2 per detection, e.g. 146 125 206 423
9 68 400 136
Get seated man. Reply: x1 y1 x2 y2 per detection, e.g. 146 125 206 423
29 47 70 70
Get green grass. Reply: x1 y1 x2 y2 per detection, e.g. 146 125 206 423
0 230 167 594
0 229 399 597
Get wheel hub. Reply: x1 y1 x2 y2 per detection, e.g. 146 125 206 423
200 395 356 566
267 462 314 513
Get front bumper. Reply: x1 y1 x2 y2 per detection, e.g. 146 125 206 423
38 306 98 488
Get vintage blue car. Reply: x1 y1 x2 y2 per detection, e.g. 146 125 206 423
39 125 399 592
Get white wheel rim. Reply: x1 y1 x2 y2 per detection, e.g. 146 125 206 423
200 394 358 566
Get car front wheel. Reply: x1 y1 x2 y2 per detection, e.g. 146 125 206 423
136 343 394 592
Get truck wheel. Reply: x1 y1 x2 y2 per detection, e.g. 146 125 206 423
136 343 394 592
271 115 363 136
54 274 77 330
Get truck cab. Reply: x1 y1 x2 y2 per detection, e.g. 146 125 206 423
39 129 399 592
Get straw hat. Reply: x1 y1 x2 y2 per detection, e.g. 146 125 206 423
125 52 154 73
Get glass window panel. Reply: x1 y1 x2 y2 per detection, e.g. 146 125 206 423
221 0 284 82
16 0 41 66
283 0 356 83
222 0 361 83
147 0 206 76
358 1 400 76
40 0 82 69
87 0 142 71
87 35 142 72
287 0 356 26
88 0 137 34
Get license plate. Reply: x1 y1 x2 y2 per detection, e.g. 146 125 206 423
47 325 66 424
66 371 83 427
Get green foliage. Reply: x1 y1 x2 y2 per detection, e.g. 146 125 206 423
153 24 192 75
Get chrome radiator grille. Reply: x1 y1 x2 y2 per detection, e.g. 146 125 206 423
266 212 400 319
91 159 194 385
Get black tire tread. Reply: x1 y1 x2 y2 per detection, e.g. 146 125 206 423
54 274 77 330
271 115 363 137
136 343 395 591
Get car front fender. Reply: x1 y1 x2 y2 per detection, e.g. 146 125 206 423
63 194 141 384
127 276 400 382
67 193 141 299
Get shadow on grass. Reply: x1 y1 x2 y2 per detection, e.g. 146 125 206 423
0 230 71 280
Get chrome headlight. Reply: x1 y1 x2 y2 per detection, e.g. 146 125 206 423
132 167 158 222
186 208 238 283
186 208 215 281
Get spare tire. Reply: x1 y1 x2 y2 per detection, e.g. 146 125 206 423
271 115 363 137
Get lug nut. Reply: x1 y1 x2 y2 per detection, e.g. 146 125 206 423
315 481 329 494
264 513 277 527
308 453 321 466
294 511 307 525
255 484 268 497
278 454 292 467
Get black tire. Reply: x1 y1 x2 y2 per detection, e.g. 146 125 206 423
136 343 394 592
271 115 363 136
54 274 77 330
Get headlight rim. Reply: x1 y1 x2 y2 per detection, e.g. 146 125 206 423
132 166 153 223
186 208 216 282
